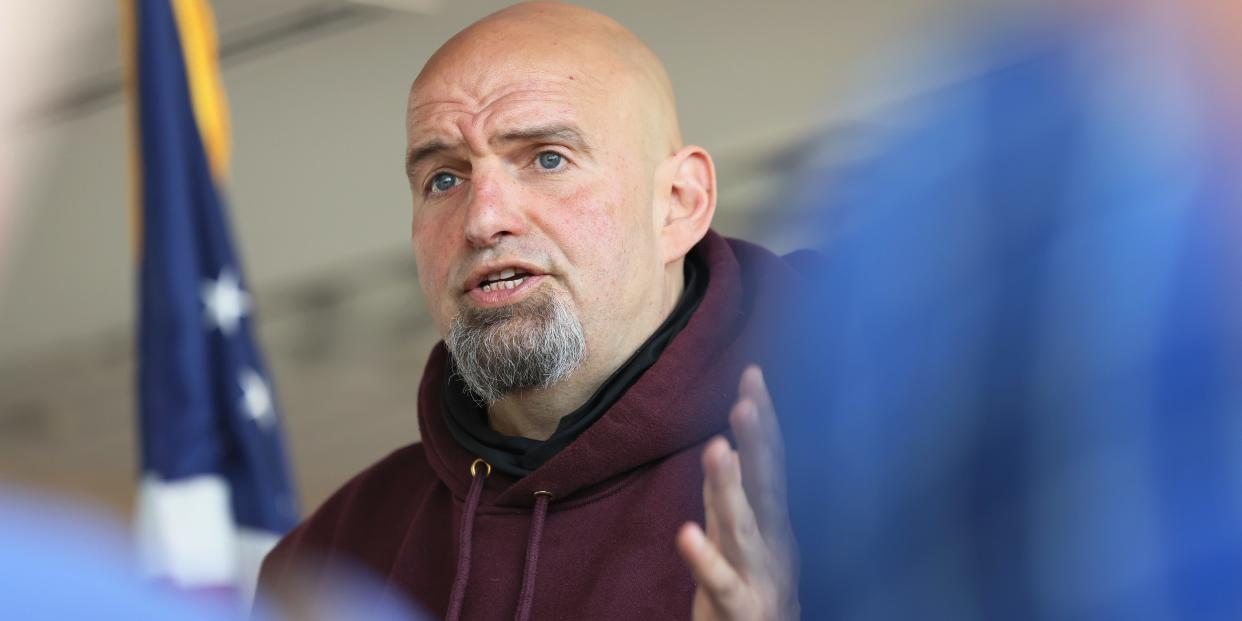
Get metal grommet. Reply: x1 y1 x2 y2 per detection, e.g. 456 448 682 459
533 490 554 499
470 458 492 478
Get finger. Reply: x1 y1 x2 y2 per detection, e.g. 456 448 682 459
740 365 783 456
702 436 767 578
740 365 777 425
732 366 790 537
676 522 754 618
702 451 720 548
731 398 783 535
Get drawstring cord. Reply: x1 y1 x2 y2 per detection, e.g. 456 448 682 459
446 458 489 621
444 458 553 621
514 490 553 621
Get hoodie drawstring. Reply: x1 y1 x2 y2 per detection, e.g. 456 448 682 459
445 459 553 621
514 490 553 621
446 458 489 621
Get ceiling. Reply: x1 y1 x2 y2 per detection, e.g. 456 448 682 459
19 0 448 128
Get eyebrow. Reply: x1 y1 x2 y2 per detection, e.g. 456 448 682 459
404 123 591 178
405 140 452 179
494 123 590 154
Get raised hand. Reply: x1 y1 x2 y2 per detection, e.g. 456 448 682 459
676 366 800 620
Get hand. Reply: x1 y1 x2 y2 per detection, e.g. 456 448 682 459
676 365 800 620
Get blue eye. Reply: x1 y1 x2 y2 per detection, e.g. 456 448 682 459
536 151 563 170
429 172 460 194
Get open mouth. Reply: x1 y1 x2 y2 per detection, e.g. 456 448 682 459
477 268 534 292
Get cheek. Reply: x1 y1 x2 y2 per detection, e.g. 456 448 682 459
546 178 653 302
411 210 459 327
552 184 628 263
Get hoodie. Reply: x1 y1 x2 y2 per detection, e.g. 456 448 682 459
257 230 810 620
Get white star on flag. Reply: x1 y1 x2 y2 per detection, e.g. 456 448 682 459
239 368 275 427
201 268 251 335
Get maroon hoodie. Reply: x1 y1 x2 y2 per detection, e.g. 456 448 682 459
258 231 808 620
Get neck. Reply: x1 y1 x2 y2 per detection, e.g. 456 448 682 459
487 261 687 441
486 366 612 440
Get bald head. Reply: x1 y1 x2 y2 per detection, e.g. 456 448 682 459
405 3 717 411
409 2 681 158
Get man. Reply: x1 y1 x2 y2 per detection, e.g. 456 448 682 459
260 3 803 620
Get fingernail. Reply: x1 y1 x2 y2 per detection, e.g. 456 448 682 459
684 524 704 548
743 399 758 422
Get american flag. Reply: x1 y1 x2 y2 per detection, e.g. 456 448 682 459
124 0 299 606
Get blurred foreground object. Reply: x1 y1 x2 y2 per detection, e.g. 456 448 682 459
0 489 244 621
773 3 1242 619
0 487 426 621
123 0 299 605
0 2 107 272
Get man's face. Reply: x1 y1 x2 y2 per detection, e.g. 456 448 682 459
406 50 664 386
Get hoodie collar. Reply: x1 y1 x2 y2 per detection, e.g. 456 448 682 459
439 252 708 478
417 230 803 508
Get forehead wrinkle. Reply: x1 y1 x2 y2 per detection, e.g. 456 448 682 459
410 75 579 118
409 81 586 152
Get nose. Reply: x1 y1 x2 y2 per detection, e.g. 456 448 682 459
463 166 525 248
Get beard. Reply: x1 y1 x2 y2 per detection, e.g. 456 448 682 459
445 288 587 404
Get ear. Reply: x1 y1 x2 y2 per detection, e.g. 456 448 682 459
656 145 717 265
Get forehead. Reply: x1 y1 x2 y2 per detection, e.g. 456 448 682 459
406 41 626 144
410 76 590 136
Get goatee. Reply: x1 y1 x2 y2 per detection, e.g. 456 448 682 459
446 288 586 404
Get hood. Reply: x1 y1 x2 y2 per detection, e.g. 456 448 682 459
416 229 808 508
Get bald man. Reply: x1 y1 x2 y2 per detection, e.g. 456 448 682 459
259 4 805 619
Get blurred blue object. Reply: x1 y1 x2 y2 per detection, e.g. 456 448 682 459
0 489 245 621
773 8 1242 621
0 488 428 621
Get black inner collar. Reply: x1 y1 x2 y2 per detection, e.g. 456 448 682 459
441 254 708 477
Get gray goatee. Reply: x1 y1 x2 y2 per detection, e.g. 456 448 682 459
446 288 586 404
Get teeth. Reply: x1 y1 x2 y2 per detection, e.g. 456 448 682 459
480 277 526 293
479 266 528 291
483 267 517 284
